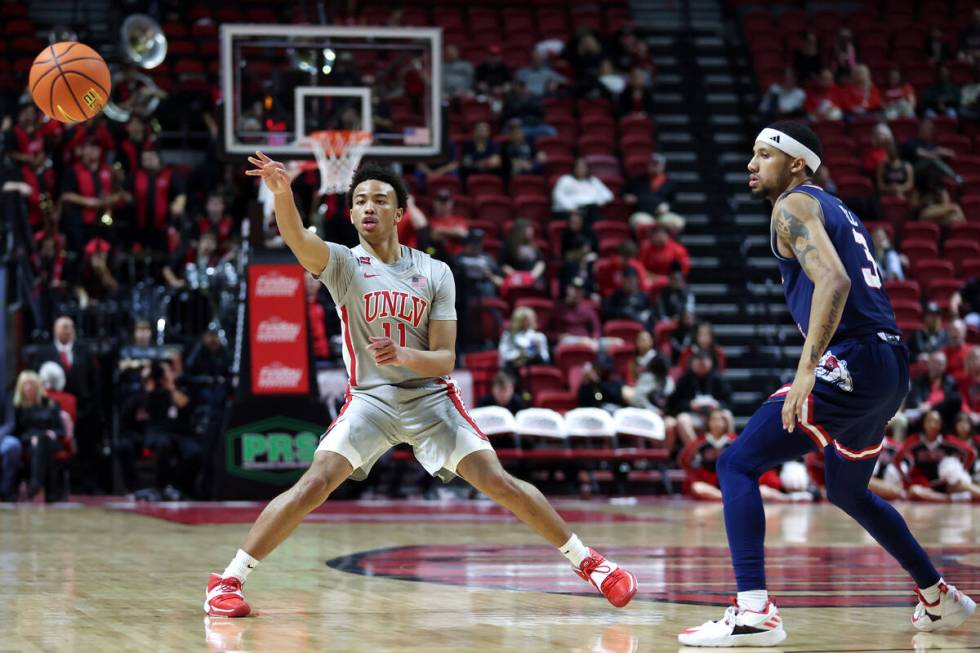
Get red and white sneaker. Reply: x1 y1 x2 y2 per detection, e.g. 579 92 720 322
204 573 251 618
678 599 787 647
574 548 637 608
912 582 976 632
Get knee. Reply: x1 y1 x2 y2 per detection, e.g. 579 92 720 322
716 445 738 480
480 470 523 502
293 474 331 508
825 481 859 512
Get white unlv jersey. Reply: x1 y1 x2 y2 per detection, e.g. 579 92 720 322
318 242 456 389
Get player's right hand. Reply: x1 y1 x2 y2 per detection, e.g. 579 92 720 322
245 151 292 195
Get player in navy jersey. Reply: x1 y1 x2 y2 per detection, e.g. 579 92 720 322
679 122 975 647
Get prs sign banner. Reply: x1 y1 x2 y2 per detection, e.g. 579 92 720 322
248 264 309 395
225 417 321 484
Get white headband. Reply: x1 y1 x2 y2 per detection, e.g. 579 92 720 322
756 127 821 172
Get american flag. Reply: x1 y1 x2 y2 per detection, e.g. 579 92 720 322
403 127 430 145
358 256 372 265
411 275 428 289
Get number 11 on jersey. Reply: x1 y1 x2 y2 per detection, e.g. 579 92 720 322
382 321 408 346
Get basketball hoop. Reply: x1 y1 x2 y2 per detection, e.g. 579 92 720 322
307 130 372 195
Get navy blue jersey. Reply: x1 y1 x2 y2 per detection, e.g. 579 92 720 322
771 183 900 342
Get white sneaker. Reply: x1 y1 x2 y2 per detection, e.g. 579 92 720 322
678 600 787 647
911 582 976 632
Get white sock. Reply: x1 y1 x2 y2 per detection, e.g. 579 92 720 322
559 534 590 567
737 589 769 612
919 578 944 606
222 549 259 583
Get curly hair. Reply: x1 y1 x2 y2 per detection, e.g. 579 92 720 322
346 163 408 209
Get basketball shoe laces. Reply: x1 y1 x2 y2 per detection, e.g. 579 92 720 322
579 554 612 581
216 577 243 597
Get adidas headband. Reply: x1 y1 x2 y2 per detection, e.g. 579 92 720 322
756 127 821 172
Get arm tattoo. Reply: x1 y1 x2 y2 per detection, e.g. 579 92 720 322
776 207 820 270
809 286 847 364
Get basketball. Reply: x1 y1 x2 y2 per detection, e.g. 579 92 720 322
28 42 111 123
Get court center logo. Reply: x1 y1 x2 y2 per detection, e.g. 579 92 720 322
225 416 322 484
327 545 980 608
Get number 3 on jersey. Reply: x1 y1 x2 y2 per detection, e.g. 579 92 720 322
382 321 407 346
851 229 882 289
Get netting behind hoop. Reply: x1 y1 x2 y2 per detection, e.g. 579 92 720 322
309 130 373 195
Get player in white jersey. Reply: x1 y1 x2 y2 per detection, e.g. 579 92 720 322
204 152 637 617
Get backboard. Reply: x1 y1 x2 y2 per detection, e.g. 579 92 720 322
221 25 442 159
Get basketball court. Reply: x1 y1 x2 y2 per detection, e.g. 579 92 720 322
2 499 977 652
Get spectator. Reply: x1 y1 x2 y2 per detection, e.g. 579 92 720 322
0 394 21 502
951 277 980 328
623 153 678 215
867 438 906 500
617 67 656 116
38 361 76 426
921 65 961 118
945 320 972 383
678 322 726 372
844 64 881 115
475 45 512 96
13 370 66 502
907 350 962 427
911 303 949 360
898 410 979 501
501 81 547 134
563 30 605 87
863 123 893 177
952 412 976 448
457 229 504 299
576 353 627 412
59 138 115 256
551 158 613 216
602 267 657 325
460 121 502 177
5 102 46 227
876 139 914 199
958 8 980 64
163 231 225 289
830 28 857 81
428 189 469 257
793 32 822 85
669 308 699 363
478 372 529 414
960 347 980 428
882 68 917 120
551 278 601 345
416 141 460 182
813 164 838 195
80 238 119 306
185 329 232 433
128 148 184 253
926 27 950 66
442 44 474 97
501 119 546 177
639 224 690 282
629 350 675 419
960 62 980 123
515 49 567 97
397 194 430 252
910 164 966 227
659 267 696 322
195 191 235 244
595 239 650 298
115 115 155 173
678 408 737 500
759 67 807 120
805 69 846 121
560 208 599 260
902 118 956 167
669 351 734 446
500 219 546 294
631 330 658 378
598 59 627 95
305 275 330 361
871 227 905 281
498 306 550 374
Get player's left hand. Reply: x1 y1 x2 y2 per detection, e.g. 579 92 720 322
782 368 815 433
367 336 406 367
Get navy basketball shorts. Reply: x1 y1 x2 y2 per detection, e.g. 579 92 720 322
765 336 910 461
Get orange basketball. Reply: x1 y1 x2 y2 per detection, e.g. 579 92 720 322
28 42 112 123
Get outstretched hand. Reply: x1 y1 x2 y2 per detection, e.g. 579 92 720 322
245 151 292 195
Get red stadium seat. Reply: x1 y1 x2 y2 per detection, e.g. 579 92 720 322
536 136 574 160
608 343 637 381
466 350 500 399
891 300 923 322
510 175 547 197
427 175 461 197
901 221 940 243
475 195 513 223
836 176 875 198
534 390 578 414
593 220 630 241
927 278 964 307
950 222 980 243
884 279 921 303
515 297 556 333
473 297 509 344
467 174 505 198
523 365 566 396
913 259 956 289
584 154 621 178
514 195 551 224
543 155 575 177
944 239 980 277
555 342 598 377
603 320 645 343
862 221 894 242
960 259 980 280
961 196 980 221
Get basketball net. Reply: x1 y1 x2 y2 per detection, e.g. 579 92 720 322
308 130 373 195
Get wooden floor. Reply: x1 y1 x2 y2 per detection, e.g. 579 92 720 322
1 498 978 653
